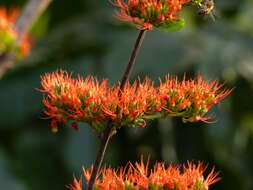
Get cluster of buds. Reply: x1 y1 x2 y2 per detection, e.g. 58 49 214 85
110 0 191 31
0 7 31 58
67 158 220 190
40 70 232 133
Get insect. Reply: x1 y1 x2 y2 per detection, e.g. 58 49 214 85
197 0 216 21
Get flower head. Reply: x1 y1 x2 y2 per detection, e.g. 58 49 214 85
110 0 191 31
0 7 32 58
40 70 109 132
68 158 221 190
103 78 157 128
158 74 233 123
40 70 232 132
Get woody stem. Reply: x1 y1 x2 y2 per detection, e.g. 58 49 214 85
119 30 147 92
87 30 147 190
86 127 115 190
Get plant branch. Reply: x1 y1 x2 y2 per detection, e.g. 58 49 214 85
86 127 116 190
15 0 53 42
87 30 147 190
143 113 163 120
143 112 187 120
119 30 147 92
0 0 53 77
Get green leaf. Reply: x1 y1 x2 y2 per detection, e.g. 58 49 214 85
158 19 185 32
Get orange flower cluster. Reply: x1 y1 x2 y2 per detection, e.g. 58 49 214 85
41 71 109 132
0 7 31 57
67 159 220 190
40 70 232 132
158 75 232 123
110 0 191 30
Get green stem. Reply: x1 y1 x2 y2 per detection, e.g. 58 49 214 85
143 112 186 120
143 113 163 120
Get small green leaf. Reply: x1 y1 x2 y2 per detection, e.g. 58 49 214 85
158 19 185 32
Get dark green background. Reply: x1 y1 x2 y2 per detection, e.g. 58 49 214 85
0 0 253 189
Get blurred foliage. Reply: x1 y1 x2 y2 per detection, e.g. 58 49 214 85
1 0 253 189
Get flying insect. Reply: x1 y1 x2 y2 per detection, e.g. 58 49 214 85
197 0 216 21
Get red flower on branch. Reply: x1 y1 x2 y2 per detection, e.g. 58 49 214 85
110 0 191 30
40 70 110 132
67 158 221 190
40 70 232 132
158 74 233 123
103 78 157 128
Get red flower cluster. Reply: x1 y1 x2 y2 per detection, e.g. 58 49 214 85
41 70 110 132
158 75 232 123
40 70 232 132
110 0 191 30
0 7 31 57
67 159 220 190
103 78 157 128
